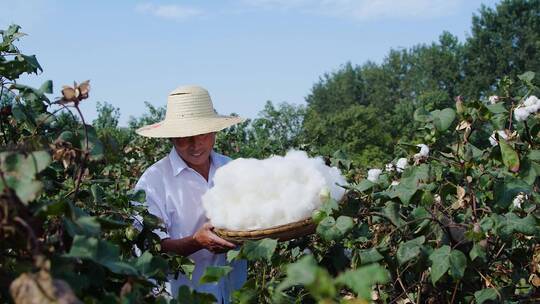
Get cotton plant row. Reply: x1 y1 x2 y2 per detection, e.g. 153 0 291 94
365 94 539 208
202 150 346 230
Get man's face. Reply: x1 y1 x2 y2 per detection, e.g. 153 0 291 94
171 132 216 168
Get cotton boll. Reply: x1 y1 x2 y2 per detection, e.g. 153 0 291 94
523 95 539 107
488 95 499 104
367 169 382 182
385 163 395 172
514 107 531 122
417 144 429 157
488 130 508 147
202 150 347 230
512 193 527 209
396 158 408 172
413 144 429 162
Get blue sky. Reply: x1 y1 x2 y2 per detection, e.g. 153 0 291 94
1 0 499 126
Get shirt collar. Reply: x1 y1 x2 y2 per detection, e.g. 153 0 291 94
168 148 217 177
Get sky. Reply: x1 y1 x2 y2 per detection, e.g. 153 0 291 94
1 0 499 126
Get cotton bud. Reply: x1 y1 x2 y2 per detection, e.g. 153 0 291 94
434 194 442 204
367 169 382 182
396 158 408 172
488 95 499 104
302 248 312 255
391 180 400 186
319 187 330 201
455 96 464 115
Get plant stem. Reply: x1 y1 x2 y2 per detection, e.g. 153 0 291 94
72 104 89 201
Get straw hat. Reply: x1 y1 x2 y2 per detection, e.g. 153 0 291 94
136 85 244 138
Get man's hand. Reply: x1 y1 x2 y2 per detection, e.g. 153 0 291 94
193 223 236 253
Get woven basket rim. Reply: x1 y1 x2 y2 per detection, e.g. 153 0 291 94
214 217 312 235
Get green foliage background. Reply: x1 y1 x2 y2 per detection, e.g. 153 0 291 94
1 1 540 303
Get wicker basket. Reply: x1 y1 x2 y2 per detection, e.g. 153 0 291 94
214 217 316 243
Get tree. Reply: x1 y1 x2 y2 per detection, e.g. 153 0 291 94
93 101 120 131
463 0 540 98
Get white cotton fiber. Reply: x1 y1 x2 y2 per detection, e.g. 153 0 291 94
202 150 347 230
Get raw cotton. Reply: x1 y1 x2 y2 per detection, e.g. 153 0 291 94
514 95 540 122
367 169 382 182
489 130 508 147
202 150 346 230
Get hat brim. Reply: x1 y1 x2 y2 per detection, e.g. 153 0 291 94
136 115 245 138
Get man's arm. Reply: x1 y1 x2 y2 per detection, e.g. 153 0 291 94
161 223 236 256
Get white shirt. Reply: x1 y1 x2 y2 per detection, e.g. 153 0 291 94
135 148 247 303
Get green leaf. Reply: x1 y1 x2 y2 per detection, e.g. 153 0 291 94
127 189 146 203
397 236 425 265
499 138 520 172
283 255 317 286
336 263 389 300
414 108 432 122
448 249 467 279
226 250 240 263
274 255 337 301
199 266 232 284
528 150 540 161
3 151 51 179
1 178 43 204
474 288 498 304
431 108 456 132
72 216 101 236
518 71 535 83
319 198 339 214
335 216 353 234
469 243 487 262
429 246 450 284
429 246 467 284
351 179 374 192
90 184 105 204
241 238 277 262
316 216 353 241
39 80 53 94
177 286 217 304
496 213 538 237
65 235 138 275
383 202 406 227
486 103 507 114
358 248 384 264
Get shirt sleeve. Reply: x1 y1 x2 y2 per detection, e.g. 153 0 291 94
135 173 171 240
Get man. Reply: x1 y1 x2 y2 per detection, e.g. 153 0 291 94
135 85 247 302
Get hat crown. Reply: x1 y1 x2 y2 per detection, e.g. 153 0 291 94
166 85 216 120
